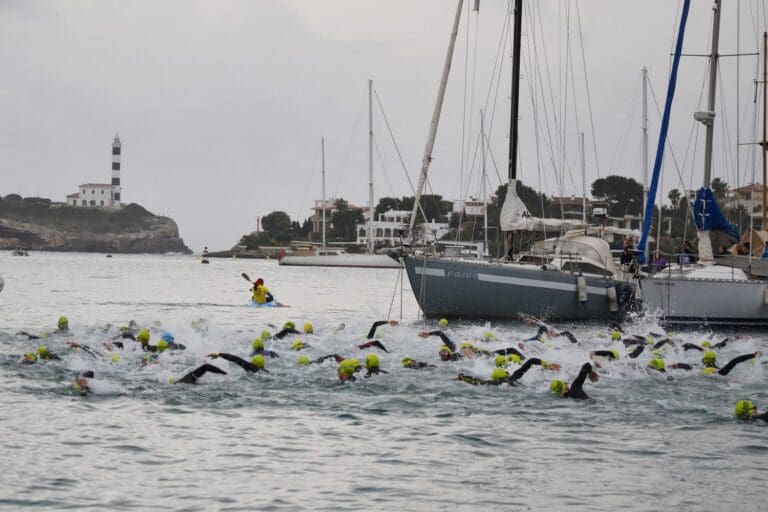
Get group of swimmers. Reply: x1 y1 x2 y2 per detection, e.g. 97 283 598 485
13 315 767 422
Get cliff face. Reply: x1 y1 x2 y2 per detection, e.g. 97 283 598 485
0 199 191 254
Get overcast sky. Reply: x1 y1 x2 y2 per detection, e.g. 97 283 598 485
2 0 767 251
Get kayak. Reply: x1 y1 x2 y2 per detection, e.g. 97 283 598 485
201 259 210 264
246 300 287 308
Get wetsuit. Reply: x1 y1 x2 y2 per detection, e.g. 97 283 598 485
366 321 390 339
651 338 671 350
310 354 344 364
592 350 618 360
274 327 300 339
403 360 435 370
714 336 737 349
492 347 526 360
425 331 463 361
364 368 389 378
622 335 649 347
252 348 280 358
358 340 388 352
457 358 547 387
177 364 227 384
627 345 645 359
682 343 704 352
671 353 758 376
215 353 268 373
563 363 594 400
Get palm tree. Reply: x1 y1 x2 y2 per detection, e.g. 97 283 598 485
711 177 729 201
668 188 681 210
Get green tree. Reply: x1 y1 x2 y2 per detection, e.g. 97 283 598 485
711 178 729 201
591 175 643 216
374 197 402 217
261 211 292 242
239 231 274 250
668 188 681 210
334 198 349 211
331 208 364 241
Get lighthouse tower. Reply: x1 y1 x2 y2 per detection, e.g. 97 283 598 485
111 134 122 206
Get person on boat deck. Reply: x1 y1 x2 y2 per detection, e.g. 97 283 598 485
620 245 636 273
762 242 768 259
549 362 600 400
250 278 273 305
679 240 696 265
734 400 768 422
651 252 666 273
207 353 268 373
668 351 762 376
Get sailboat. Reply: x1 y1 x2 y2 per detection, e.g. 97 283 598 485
279 81 401 269
638 0 768 327
399 0 636 322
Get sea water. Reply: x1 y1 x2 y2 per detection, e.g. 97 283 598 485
0 252 766 511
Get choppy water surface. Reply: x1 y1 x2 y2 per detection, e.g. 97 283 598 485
1 252 766 511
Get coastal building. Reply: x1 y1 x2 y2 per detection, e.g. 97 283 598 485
310 198 362 234
355 209 450 247
66 134 123 208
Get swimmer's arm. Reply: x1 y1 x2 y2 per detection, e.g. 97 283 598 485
718 353 758 376
366 321 389 340
493 347 525 359
682 343 704 352
668 363 693 370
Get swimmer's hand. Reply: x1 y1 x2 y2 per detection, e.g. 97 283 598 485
207 352 220 359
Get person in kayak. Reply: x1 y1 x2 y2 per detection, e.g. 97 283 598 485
734 400 768 421
207 353 268 373
549 362 599 400
250 278 274 305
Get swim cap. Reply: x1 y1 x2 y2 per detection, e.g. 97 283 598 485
260 330 272 340
304 322 314 334
365 354 380 370
540 360 550 369
494 355 508 368
36 346 49 358
483 331 497 341
701 340 712 348
168 376 178 384
701 351 717 366
401 357 415 368
648 358 665 371
491 368 508 381
611 330 621 341
24 352 37 362
291 340 306 351
252 338 265 351
58 316 69 329
507 354 522 365
550 380 567 393
297 355 310 365
137 329 150 344
438 318 448 328
111 353 120 363
439 345 453 355
338 359 361 377
735 399 757 418
156 339 169 353
161 332 175 343
250 354 266 369
610 349 620 360
460 342 476 350
284 321 296 330
702 367 718 376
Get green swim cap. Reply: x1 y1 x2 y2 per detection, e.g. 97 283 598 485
494 355 508 368
439 345 453 355
540 360 550 369
550 380 567 393
250 354 266 369
58 316 69 329
24 352 38 362
701 340 712 348
401 357 414 368
260 330 272 340
36 346 49 358
304 322 313 334
365 354 380 370
610 349 620 360
701 351 717 366
702 367 718 376
137 329 150 344
111 353 120 363
460 342 476 350
735 399 757 418
648 358 665 371
611 330 621 341
297 355 310 365
438 318 448 328
168 376 177 384
252 338 265 351
507 354 522 365
491 368 508 381
483 331 497 341
72 382 82 393
284 321 296 330
338 359 361 377
156 339 169 353
291 340 306 351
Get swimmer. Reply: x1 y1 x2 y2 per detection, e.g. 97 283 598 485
549 362 599 400
170 364 227 385
363 354 388 378
419 330 526 362
357 340 389 352
401 357 436 370
337 359 362 382
589 349 620 368
159 332 186 351
734 400 768 422
207 353 268 373
72 370 95 395
682 336 741 352
250 338 280 358
668 351 763 376
274 321 300 339
456 357 555 386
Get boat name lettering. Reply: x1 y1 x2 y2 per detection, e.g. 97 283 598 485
447 271 476 279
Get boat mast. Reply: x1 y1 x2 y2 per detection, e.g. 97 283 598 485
368 79 375 254
642 67 649 219
408 0 464 243
580 132 586 224
696 0 722 263
481 109 489 255
762 32 767 230
503 0 524 258
321 137 326 248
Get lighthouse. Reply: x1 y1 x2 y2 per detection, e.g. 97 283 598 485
111 134 122 205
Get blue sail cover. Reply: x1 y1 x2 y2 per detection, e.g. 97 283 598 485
693 187 739 240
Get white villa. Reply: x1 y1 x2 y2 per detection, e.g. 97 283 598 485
356 209 450 246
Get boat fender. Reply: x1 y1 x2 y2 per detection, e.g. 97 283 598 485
763 287 768 306
541 264 558 272
576 276 588 303
606 286 619 313
635 280 644 302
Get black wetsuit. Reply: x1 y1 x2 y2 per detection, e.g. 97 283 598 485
366 321 390 340
252 349 280 358
592 350 619 360
274 328 300 339
358 340 389 352
457 358 546 386
563 363 593 400
177 364 227 384
672 353 758 376
404 360 435 370
682 343 704 352
628 345 645 359
364 368 389 378
216 353 268 373
310 354 343 364
426 331 463 361
651 338 671 350
623 335 649 347
492 346 526 360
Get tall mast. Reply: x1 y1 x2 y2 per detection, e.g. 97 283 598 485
408 0 464 242
481 109 489 254
642 67 649 219
502 0 524 257
762 32 767 229
321 137 326 248
580 132 586 224
368 79 375 253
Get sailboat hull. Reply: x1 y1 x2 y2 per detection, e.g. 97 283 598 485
403 256 634 322
641 274 768 327
279 254 402 269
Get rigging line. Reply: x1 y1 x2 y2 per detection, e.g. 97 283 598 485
574 0 601 179
459 0 471 202
559 0 572 207
372 136 397 201
717 67 737 193
372 86 431 226
465 6 481 197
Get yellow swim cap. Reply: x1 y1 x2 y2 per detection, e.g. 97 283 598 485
491 368 508 381
438 318 449 328
156 340 169 353
735 400 757 418
303 322 313 334
550 380 567 393
137 329 150 344
494 355 508 368
250 355 266 369
507 354 522 365
291 340 306 351
252 338 265 351
611 330 621 341
701 351 717 366
111 354 120 363
365 354 380 370
297 355 310 366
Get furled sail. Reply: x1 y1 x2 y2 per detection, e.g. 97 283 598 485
693 187 739 239
500 180 586 232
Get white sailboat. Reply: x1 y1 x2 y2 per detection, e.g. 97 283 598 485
279 81 401 269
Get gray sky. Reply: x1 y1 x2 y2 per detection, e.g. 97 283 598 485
2 0 766 251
